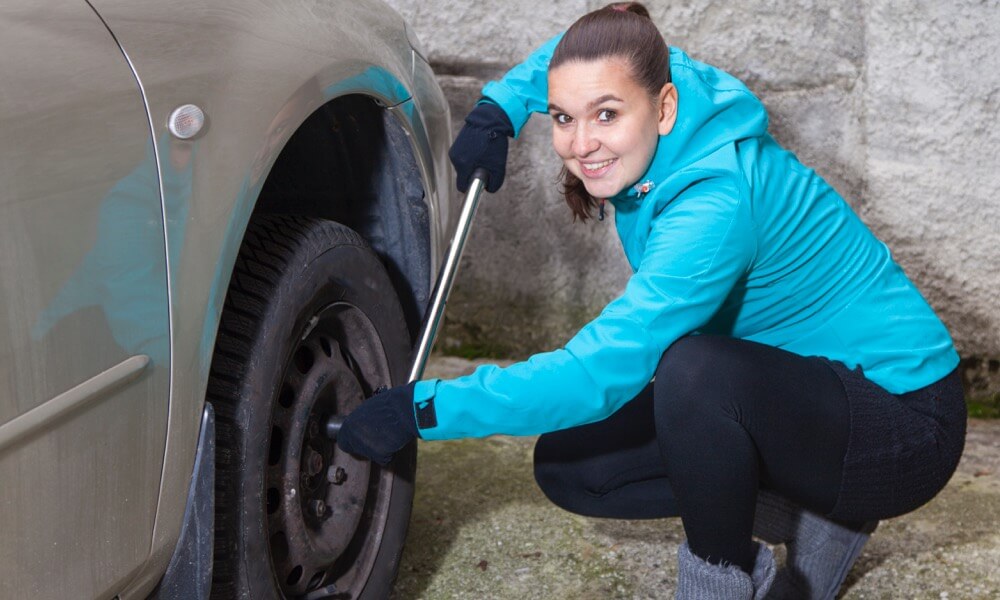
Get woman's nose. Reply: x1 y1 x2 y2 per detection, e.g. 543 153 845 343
572 125 599 156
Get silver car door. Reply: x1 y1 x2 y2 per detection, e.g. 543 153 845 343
0 2 170 598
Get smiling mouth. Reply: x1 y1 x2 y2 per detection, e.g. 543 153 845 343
579 158 617 178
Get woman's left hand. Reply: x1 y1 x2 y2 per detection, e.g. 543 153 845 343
337 383 418 465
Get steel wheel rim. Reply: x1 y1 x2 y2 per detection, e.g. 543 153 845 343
265 302 396 598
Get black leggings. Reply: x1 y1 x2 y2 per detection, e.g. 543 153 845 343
533 335 965 573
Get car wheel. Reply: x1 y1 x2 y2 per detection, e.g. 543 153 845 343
208 214 415 599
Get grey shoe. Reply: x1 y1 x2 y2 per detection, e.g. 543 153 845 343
754 490 877 600
676 541 776 600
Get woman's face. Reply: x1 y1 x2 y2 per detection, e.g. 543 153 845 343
548 58 676 199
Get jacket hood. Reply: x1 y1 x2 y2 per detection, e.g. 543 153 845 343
615 48 768 201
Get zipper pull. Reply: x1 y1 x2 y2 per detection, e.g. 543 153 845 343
633 179 655 198
598 198 606 221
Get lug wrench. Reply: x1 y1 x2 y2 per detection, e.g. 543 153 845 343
326 168 490 439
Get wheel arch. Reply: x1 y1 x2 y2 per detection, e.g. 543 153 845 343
250 93 435 342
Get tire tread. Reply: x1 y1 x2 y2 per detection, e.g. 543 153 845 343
208 214 393 599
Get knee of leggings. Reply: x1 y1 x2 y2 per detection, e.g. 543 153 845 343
654 335 738 428
532 435 591 513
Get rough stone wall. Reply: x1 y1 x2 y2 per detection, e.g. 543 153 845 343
386 0 1000 384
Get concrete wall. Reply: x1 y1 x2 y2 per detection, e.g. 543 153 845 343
387 0 1000 392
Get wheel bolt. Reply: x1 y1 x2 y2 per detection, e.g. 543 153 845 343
308 419 319 438
328 466 347 485
310 499 327 517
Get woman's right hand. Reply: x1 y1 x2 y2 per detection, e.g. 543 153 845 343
448 100 514 193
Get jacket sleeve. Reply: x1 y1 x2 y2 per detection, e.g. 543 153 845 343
481 32 564 138
414 179 756 440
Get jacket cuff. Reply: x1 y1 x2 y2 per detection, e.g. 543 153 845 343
412 379 440 436
481 81 530 139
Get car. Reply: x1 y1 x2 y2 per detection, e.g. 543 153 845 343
0 1 455 598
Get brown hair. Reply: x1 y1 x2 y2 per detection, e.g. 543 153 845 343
550 2 671 221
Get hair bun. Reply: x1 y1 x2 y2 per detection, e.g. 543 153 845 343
606 2 651 19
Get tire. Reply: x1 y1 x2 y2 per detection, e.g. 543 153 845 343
208 215 416 599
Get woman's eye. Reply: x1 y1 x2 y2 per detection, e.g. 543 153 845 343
553 113 572 125
597 109 616 123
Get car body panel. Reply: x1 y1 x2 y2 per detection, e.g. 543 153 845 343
0 2 170 597
83 1 454 597
1 0 454 596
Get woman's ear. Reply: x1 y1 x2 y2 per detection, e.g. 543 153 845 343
657 83 678 136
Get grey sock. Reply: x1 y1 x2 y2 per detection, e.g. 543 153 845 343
750 543 777 599
676 542 775 600
754 491 875 600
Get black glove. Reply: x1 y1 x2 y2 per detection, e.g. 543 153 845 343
336 382 418 466
448 100 514 193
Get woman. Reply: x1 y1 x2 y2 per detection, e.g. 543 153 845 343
337 4 966 598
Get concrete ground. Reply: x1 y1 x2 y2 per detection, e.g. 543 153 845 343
390 356 1000 599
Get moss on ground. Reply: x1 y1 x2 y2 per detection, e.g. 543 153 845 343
440 340 512 361
391 436 655 599
967 393 1000 419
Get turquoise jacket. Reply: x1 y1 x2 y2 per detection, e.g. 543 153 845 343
414 34 958 441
